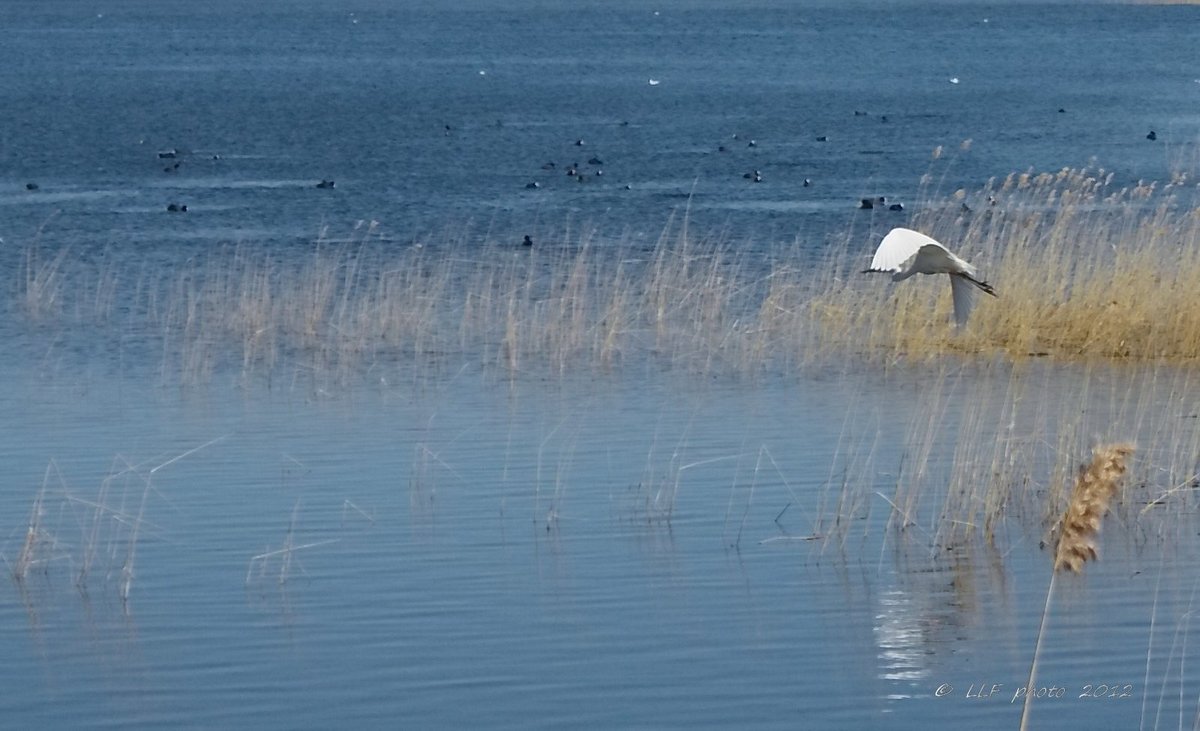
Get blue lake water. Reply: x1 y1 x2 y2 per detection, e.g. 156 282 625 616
2 0 1198 254
3 1 1200 729
3 358 1200 729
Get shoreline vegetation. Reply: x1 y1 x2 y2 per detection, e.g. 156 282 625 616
6 168 1200 548
9 170 1200 665
11 166 1200 385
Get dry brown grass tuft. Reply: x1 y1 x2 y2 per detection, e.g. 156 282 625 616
811 168 1200 362
1053 442 1136 573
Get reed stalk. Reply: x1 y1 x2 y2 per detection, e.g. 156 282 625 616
1020 443 1135 730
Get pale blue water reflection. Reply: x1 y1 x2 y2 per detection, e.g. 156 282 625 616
2 357 1199 728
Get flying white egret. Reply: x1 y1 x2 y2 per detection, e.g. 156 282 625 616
863 227 997 327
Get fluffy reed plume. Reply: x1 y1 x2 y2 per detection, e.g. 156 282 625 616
1053 443 1136 573
1020 442 1135 731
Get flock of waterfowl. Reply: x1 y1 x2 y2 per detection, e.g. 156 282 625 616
15 120 1161 224
509 111 1164 221
515 119 912 212
20 146 341 214
503 117 919 249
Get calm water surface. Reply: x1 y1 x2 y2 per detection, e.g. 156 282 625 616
3 1 1200 729
3 357 1200 729
1 0 1198 254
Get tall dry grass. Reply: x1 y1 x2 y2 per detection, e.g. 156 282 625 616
812 168 1200 361
9 166 1200 386
803 344 1200 567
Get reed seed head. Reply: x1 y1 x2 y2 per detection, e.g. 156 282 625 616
1053 443 1135 573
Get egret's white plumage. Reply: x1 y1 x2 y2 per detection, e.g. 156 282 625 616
863 227 997 327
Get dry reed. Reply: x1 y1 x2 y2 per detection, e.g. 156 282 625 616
9 166 1200 386
10 169 1198 555
2 438 226 604
1053 442 1136 572
246 500 341 587
811 168 1200 362
1020 442 1136 731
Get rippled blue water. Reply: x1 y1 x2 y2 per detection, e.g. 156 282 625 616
2 358 1199 729
1 0 1197 255
3 1 1200 729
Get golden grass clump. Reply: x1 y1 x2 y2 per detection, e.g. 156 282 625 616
1053 443 1136 573
810 168 1200 362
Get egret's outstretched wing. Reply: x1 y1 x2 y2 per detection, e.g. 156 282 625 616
864 226 996 326
867 228 945 273
948 274 979 328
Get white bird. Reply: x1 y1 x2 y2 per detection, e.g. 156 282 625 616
863 227 997 327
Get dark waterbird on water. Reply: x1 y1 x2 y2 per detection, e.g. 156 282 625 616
522 235 533 247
